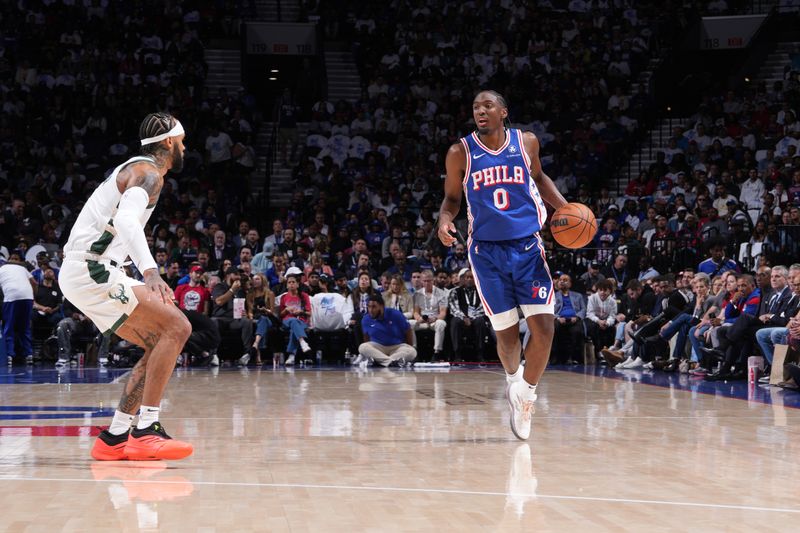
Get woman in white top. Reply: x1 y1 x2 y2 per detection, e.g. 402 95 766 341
383 274 415 322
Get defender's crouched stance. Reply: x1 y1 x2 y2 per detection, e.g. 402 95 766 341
61 113 193 460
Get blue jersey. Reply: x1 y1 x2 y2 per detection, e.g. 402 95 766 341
461 128 547 241
697 257 739 276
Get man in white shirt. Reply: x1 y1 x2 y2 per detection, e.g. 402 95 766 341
0 255 37 365
205 125 233 166
607 87 629 111
712 184 738 216
412 269 448 359
262 219 284 255
739 169 765 222
585 279 618 356
310 276 350 329
309 276 351 362
775 132 800 158
685 124 712 151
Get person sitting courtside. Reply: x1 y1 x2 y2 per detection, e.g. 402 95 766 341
552 273 586 365
354 294 417 367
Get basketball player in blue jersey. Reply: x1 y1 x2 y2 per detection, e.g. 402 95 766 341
438 90 567 441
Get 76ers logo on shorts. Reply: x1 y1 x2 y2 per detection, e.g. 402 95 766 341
531 280 549 301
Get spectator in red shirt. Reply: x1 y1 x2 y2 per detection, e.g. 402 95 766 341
625 172 657 198
277 274 313 365
174 266 211 315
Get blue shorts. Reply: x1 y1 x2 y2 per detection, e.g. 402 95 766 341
468 233 555 330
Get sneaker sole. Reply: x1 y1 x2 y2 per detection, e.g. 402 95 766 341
506 382 528 441
125 441 193 461
91 443 129 461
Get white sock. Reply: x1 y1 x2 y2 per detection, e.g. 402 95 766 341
523 379 538 397
506 365 524 384
136 405 160 430
108 410 135 436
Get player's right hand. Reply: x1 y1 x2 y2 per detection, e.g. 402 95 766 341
438 221 458 247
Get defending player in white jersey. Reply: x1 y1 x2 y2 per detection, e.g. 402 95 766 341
60 112 193 461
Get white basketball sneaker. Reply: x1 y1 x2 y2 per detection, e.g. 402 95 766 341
506 380 537 441
615 357 632 369
623 356 644 369
298 338 311 353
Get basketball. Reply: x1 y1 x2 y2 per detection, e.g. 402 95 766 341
550 203 598 249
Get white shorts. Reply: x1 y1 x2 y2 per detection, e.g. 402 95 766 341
60 257 143 335
488 302 556 331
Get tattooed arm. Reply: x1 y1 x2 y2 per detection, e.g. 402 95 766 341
121 165 163 206
116 166 171 303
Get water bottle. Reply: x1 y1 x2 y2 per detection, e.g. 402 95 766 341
344 348 351 363
316 350 322 366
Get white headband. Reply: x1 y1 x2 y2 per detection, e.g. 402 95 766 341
140 120 184 146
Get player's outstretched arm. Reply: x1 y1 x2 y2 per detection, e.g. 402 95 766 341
521 131 567 210
437 142 466 247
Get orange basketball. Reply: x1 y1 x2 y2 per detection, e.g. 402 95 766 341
550 202 598 249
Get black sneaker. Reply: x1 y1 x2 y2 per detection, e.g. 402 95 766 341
131 422 172 439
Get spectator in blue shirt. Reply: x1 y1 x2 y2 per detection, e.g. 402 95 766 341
723 275 761 322
31 251 59 284
704 274 761 381
444 242 470 273
354 294 416 367
552 273 586 364
697 242 739 277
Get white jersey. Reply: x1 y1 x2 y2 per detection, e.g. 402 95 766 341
64 156 158 266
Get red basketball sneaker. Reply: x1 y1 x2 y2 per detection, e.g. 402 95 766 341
124 422 193 461
91 429 130 461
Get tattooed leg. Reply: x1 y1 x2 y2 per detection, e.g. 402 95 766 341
117 353 149 414
114 299 191 409
131 328 160 351
116 329 160 414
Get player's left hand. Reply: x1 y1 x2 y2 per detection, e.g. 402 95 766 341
144 269 173 305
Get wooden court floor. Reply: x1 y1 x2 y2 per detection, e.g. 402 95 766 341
1 366 799 532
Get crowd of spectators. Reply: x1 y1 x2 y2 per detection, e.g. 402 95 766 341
1 1 800 377
0 0 263 365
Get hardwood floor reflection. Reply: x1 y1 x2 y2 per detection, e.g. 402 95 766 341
1 367 799 532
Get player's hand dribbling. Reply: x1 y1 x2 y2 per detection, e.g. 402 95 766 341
438 221 458 247
144 269 173 305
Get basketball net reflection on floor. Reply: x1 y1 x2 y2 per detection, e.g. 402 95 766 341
505 443 538 518
92 462 194 528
